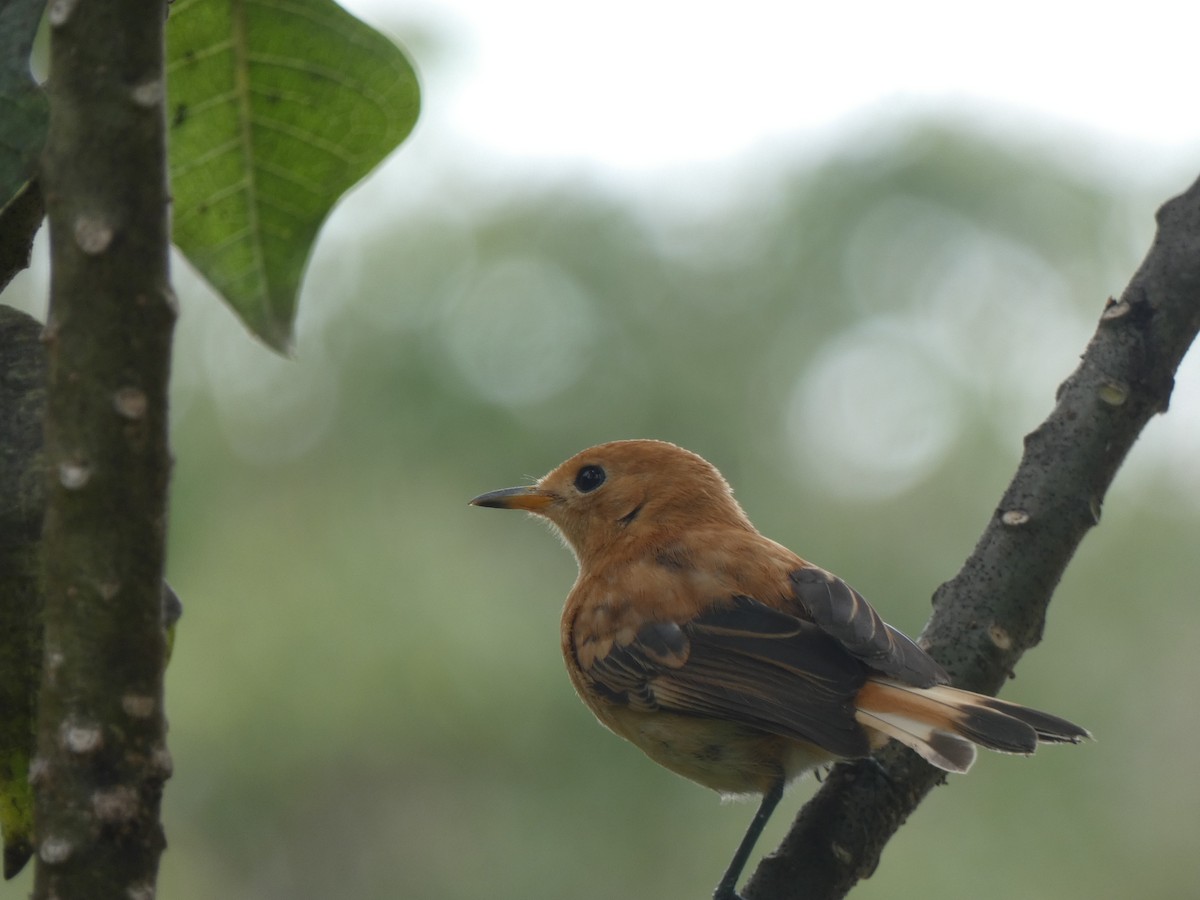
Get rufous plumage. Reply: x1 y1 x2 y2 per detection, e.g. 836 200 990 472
471 439 1088 900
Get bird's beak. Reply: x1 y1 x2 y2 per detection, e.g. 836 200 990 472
469 485 555 512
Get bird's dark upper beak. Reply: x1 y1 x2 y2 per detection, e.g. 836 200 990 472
469 485 554 512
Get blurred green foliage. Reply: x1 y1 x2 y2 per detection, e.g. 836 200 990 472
6 115 1199 899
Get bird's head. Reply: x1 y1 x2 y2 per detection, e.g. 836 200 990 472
470 439 753 563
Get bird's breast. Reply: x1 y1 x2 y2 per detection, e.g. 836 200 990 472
565 568 708 671
564 538 800 666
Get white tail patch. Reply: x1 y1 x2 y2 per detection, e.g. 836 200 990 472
854 676 1089 773
855 708 977 773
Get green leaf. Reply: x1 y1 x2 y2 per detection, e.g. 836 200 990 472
0 0 49 213
166 0 420 352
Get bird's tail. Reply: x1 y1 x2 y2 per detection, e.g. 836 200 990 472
854 678 1091 774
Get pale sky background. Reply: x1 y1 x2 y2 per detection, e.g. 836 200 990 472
351 0 1200 183
316 0 1200 501
34 0 1178 503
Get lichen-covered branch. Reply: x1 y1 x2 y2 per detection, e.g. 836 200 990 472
744 175 1200 900
33 0 176 895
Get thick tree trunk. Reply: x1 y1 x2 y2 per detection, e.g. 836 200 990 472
33 0 176 896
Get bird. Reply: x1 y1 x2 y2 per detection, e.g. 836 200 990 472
470 439 1089 900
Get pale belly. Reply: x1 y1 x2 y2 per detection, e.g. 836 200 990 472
598 705 835 797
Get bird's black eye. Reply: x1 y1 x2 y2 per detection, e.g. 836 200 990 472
574 464 606 493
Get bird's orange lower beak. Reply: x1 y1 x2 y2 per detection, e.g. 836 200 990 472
469 485 555 512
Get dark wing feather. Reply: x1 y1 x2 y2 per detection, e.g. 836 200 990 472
789 567 948 687
586 596 872 758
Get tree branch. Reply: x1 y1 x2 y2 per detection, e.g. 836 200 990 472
33 0 176 895
744 175 1200 899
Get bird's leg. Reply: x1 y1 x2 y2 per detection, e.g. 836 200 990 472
712 778 784 900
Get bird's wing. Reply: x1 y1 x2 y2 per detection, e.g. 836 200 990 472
788 567 948 687
586 595 873 757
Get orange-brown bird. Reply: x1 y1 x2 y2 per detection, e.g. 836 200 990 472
470 439 1088 900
